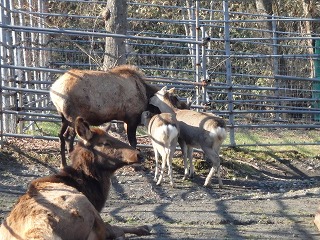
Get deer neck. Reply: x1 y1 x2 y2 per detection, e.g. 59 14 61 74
158 99 178 114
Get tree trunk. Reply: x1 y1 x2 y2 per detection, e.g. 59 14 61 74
255 0 273 35
102 0 127 70
302 0 316 78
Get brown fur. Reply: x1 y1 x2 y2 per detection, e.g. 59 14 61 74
50 65 160 167
0 117 150 240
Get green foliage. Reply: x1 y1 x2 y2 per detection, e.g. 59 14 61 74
227 128 320 157
25 122 60 137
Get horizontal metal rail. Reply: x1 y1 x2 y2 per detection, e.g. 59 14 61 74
0 24 204 44
1 0 319 149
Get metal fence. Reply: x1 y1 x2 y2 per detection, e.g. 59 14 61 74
0 0 319 147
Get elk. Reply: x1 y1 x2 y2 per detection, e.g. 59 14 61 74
149 86 227 187
141 111 179 187
50 65 160 168
0 117 151 240
315 206 320 232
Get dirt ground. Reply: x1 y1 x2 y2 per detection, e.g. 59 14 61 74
0 137 320 239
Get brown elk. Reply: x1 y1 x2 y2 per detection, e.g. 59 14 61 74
149 86 227 187
141 111 179 187
50 65 160 168
0 117 151 240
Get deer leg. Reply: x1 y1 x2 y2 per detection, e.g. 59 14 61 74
65 126 76 153
156 150 167 186
152 143 159 182
59 118 69 168
179 139 189 180
118 225 151 236
187 146 194 178
167 145 176 187
202 147 222 188
126 122 138 148
105 223 151 240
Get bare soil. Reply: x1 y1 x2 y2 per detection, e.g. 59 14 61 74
0 137 320 239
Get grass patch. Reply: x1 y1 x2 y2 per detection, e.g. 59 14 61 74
25 122 60 136
136 126 148 136
224 128 320 157
24 122 319 158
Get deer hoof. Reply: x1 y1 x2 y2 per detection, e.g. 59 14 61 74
136 225 152 236
203 181 211 187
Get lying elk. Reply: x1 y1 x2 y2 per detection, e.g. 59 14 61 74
50 65 160 168
150 86 227 187
0 117 151 240
315 206 320 232
141 111 179 187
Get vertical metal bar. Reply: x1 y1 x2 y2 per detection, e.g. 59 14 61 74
6 0 16 134
201 26 208 107
28 0 36 131
272 15 280 121
39 0 47 107
0 2 4 148
223 0 235 146
195 0 201 108
1 0 11 135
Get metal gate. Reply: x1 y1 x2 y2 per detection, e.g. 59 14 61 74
1 0 319 147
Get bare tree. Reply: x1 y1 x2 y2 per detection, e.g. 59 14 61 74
255 0 273 35
302 0 318 78
102 0 127 70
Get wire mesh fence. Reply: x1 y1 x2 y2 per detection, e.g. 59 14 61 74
0 0 319 147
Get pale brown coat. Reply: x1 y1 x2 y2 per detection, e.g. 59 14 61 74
141 111 179 186
50 65 159 167
149 86 227 187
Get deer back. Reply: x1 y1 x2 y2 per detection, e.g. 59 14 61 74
50 65 158 126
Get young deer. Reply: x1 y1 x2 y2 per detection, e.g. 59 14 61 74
149 86 227 187
141 111 179 187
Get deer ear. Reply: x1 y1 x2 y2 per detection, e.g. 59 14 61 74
75 117 93 145
187 97 193 107
168 87 175 94
159 86 167 94
99 122 111 132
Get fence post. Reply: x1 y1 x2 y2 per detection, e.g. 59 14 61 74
201 26 208 106
0 0 15 137
0 2 3 147
272 15 281 121
313 40 320 121
223 0 235 146
195 0 201 108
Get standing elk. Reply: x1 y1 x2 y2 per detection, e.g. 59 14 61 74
0 117 151 240
141 111 179 187
149 86 227 187
50 65 160 168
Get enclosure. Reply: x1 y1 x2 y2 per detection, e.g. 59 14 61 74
0 0 320 146
1 1 320 239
